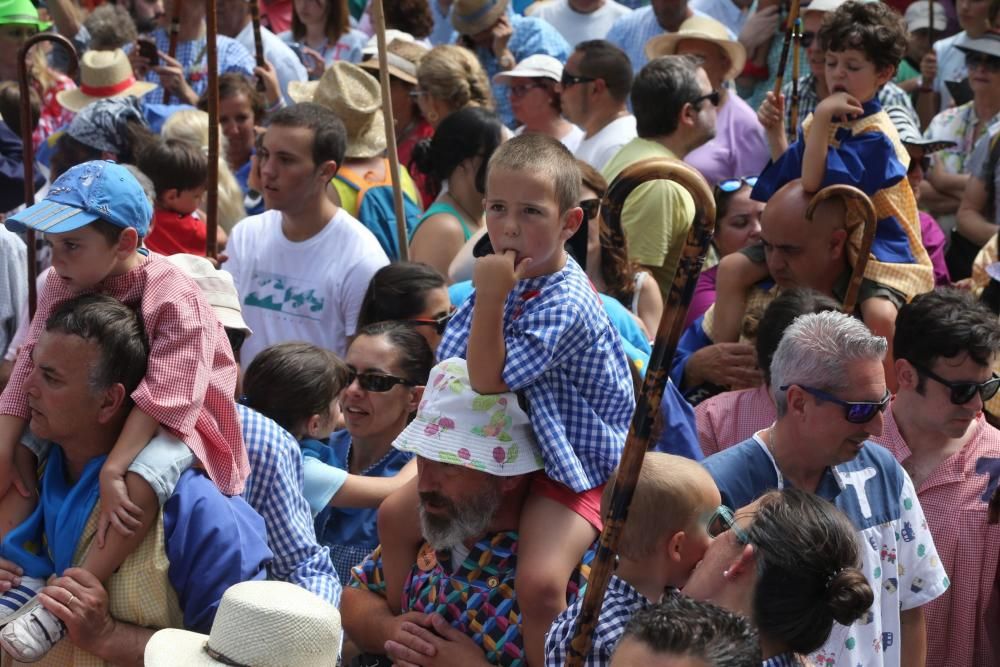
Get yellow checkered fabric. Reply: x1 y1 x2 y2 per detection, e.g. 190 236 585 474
702 287 779 344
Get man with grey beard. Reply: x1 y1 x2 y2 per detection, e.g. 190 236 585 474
340 358 592 667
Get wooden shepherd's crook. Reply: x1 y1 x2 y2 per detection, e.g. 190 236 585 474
773 0 803 95
789 18 801 144
205 0 220 260
247 0 267 93
565 158 716 666
17 33 79 318
371 0 409 261
163 0 183 104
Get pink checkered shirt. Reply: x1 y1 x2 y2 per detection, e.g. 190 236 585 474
874 406 1000 667
0 254 249 494
695 384 776 457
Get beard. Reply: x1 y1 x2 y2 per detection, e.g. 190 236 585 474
418 483 504 551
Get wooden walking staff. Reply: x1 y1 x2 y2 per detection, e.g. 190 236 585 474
205 0 221 260
16 33 78 318
806 184 876 314
788 18 801 144
371 0 409 261
772 0 802 95
247 0 267 93
565 158 716 666
163 0 183 104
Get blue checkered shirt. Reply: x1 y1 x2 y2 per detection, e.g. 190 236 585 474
437 257 633 492
238 404 342 606
606 6 731 74
138 27 256 105
762 653 802 667
544 574 649 667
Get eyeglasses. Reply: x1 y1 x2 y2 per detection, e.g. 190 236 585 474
910 362 1000 405
408 88 429 99
691 90 721 108
965 52 1000 72
345 367 416 392
560 72 596 88
579 198 601 222
509 82 545 97
800 31 816 49
408 307 457 335
706 506 750 544
781 384 891 423
717 176 759 194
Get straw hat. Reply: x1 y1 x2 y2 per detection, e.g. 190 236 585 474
358 33 428 86
451 0 508 36
288 61 386 159
144 581 341 667
166 254 252 336
56 49 157 113
0 0 51 30
645 15 746 82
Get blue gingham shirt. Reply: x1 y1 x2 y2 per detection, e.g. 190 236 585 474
437 256 633 492
544 574 650 667
137 27 256 105
238 404 342 605
762 653 802 667
605 6 730 74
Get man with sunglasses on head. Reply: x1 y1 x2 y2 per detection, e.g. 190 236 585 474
872 288 1000 667
703 310 948 667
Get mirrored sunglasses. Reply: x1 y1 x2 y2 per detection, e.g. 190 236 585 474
781 385 891 424
717 176 759 193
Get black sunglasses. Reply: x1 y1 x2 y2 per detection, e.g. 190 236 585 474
965 52 1000 72
579 198 601 222
781 384 891 423
561 72 596 87
345 367 416 392
691 90 721 108
910 362 1000 405
408 307 457 335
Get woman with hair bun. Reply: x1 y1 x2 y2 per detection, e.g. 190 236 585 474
412 44 494 128
684 488 875 665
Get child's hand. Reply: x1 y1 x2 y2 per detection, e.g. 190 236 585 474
816 92 864 123
473 250 532 303
758 91 785 131
97 468 143 548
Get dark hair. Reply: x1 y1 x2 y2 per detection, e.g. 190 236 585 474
45 293 149 396
0 82 40 134
50 119 156 180
631 54 702 138
357 262 447 328
137 137 209 198
748 489 874 655
292 0 349 43
204 73 268 123
619 595 760 667
411 106 503 194
714 180 751 222
242 342 350 436
578 160 639 308
384 0 433 39
755 289 841 385
818 0 907 73
575 40 633 103
354 321 435 386
269 102 348 169
894 288 1000 391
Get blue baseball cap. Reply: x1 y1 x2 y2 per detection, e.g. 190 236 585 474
6 160 152 237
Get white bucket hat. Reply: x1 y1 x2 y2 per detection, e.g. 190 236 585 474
144 581 341 666
166 253 252 336
393 358 544 475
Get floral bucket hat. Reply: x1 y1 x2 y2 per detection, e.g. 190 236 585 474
392 358 544 476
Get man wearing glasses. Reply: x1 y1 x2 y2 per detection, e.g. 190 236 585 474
703 310 947 667
874 289 1000 667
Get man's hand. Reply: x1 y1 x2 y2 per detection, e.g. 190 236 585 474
815 91 864 123
97 468 143 548
738 5 780 52
491 15 513 58
473 250 532 303
38 568 115 657
254 61 281 108
385 614 492 667
153 52 198 105
920 51 937 86
685 343 762 390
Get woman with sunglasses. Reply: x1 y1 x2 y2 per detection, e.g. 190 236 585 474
684 489 874 666
495 55 585 152
357 262 453 353
314 320 434 582
409 107 505 278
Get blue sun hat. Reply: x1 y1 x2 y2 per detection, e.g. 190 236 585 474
6 160 152 237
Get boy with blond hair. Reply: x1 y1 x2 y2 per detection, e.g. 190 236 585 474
378 134 635 666
545 453 723 666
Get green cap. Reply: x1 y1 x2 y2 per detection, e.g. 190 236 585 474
0 0 53 31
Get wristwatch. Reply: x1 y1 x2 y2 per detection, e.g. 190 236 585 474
497 50 515 70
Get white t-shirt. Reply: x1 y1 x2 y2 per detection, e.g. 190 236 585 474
224 208 389 367
932 31 968 112
513 124 586 153
529 0 632 46
574 114 638 171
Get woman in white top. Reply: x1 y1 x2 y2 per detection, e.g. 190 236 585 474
279 0 367 78
495 54 585 153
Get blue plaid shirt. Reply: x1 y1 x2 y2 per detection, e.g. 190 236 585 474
137 27 256 105
437 257 633 492
544 574 650 667
606 6 729 74
762 653 802 667
238 404 342 606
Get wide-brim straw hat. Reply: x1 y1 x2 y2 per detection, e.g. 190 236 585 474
645 15 746 82
0 0 51 30
288 61 386 159
144 581 341 667
451 0 508 36
358 32 428 86
57 49 157 112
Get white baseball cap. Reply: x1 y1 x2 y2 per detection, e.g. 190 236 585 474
493 54 563 85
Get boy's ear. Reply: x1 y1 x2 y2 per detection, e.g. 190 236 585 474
665 530 686 563
875 65 895 88
117 227 140 255
161 188 180 207
560 206 584 240
317 159 338 183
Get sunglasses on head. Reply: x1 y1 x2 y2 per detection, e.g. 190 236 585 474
346 367 416 392
910 362 1000 404
706 506 750 544
579 198 601 222
781 384 891 423
691 90 721 108
408 307 457 335
965 52 1000 72
561 72 596 87
717 176 759 194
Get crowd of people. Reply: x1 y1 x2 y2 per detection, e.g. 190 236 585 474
0 0 998 665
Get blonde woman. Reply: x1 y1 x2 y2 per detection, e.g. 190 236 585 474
412 44 493 128
161 109 248 233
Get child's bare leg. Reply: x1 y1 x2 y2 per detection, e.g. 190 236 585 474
377 477 423 614
713 253 770 343
516 494 598 667
0 447 37 538
860 296 899 393
80 472 158 582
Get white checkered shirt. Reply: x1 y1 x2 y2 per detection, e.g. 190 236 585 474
437 257 634 492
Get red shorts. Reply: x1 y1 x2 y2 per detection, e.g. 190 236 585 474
531 474 605 532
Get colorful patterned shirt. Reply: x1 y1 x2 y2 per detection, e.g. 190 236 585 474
924 101 1000 176
349 533 593 667
873 407 1000 667
695 384 775 457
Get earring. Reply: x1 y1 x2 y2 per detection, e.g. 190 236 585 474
426 109 439 123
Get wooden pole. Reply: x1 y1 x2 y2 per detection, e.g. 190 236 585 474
565 158 716 666
205 0 220 260
772 0 802 96
789 18 801 144
371 0 410 261
248 0 267 93
928 0 935 49
163 0 183 104
16 33 78 318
